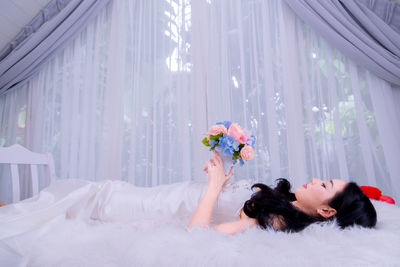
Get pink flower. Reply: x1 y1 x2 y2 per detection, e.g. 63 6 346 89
240 145 254 161
228 123 246 144
208 125 228 136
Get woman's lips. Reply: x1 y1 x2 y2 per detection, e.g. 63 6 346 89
303 184 307 189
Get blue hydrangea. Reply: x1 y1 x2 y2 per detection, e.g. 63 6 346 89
247 134 256 146
209 139 217 147
216 121 232 130
216 134 238 157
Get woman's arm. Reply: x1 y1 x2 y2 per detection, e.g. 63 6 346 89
187 150 233 229
213 208 258 235
187 184 221 228
213 217 257 235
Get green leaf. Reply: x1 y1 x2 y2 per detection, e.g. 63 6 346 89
202 137 210 146
209 133 223 141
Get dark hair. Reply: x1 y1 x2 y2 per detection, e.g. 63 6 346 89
242 178 377 232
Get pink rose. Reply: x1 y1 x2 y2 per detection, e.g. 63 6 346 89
208 125 228 136
228 123 246 144
240 145 254 160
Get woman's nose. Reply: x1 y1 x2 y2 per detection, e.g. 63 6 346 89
311 177 319 184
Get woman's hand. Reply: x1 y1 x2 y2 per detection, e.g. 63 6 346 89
204 150 234 191
187 150 233 229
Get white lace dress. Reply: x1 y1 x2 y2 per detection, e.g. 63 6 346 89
0 178 258 239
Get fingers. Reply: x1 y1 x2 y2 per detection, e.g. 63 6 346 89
204 162 210 172
226 166 234 179
222 166 234 188
203 161 208 173
206 161 213 168
210 158 215 164
210 157 219 166
213 150 223 165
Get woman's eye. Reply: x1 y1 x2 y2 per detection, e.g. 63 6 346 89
322 183 326 188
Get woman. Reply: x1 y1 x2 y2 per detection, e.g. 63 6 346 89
0 150 376 239
188 150 377 234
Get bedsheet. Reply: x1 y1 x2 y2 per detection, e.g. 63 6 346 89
0 179 399 267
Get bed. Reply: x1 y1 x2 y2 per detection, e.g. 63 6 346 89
0 145 399 266
0 178 399 267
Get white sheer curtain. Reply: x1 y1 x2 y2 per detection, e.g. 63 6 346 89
0 0 399 203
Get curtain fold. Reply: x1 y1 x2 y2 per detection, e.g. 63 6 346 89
283 0 400 86
0 0 71 62
0 0 110 96
0 0 399 203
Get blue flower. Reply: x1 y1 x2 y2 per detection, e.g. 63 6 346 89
218 134 234 146
209 139 218 147
247 135 256 146
217 134 235 157
216 146 233 158
216 121 232 130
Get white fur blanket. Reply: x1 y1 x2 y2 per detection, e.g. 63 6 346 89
0 179 399 267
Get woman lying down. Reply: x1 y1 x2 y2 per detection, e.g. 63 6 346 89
188 150 377 234
0 150 377 239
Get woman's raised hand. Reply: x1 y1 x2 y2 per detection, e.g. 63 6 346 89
204 150 234 191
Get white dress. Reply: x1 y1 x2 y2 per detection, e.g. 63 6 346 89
0 178 258 239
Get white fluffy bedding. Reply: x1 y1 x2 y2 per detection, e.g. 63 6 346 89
0 179 399 267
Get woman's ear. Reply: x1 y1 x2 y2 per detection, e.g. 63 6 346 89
317 207 337 219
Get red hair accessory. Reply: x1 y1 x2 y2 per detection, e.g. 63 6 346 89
360 186 395 205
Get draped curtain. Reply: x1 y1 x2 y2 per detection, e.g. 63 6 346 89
283 0 400 86
1 0 399 203
0 0 111 95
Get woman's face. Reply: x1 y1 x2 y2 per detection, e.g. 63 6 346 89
294 178 348 216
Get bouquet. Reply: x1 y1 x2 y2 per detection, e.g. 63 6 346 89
202 121 256 174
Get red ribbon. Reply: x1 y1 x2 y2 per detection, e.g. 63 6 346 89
360 186 395 205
